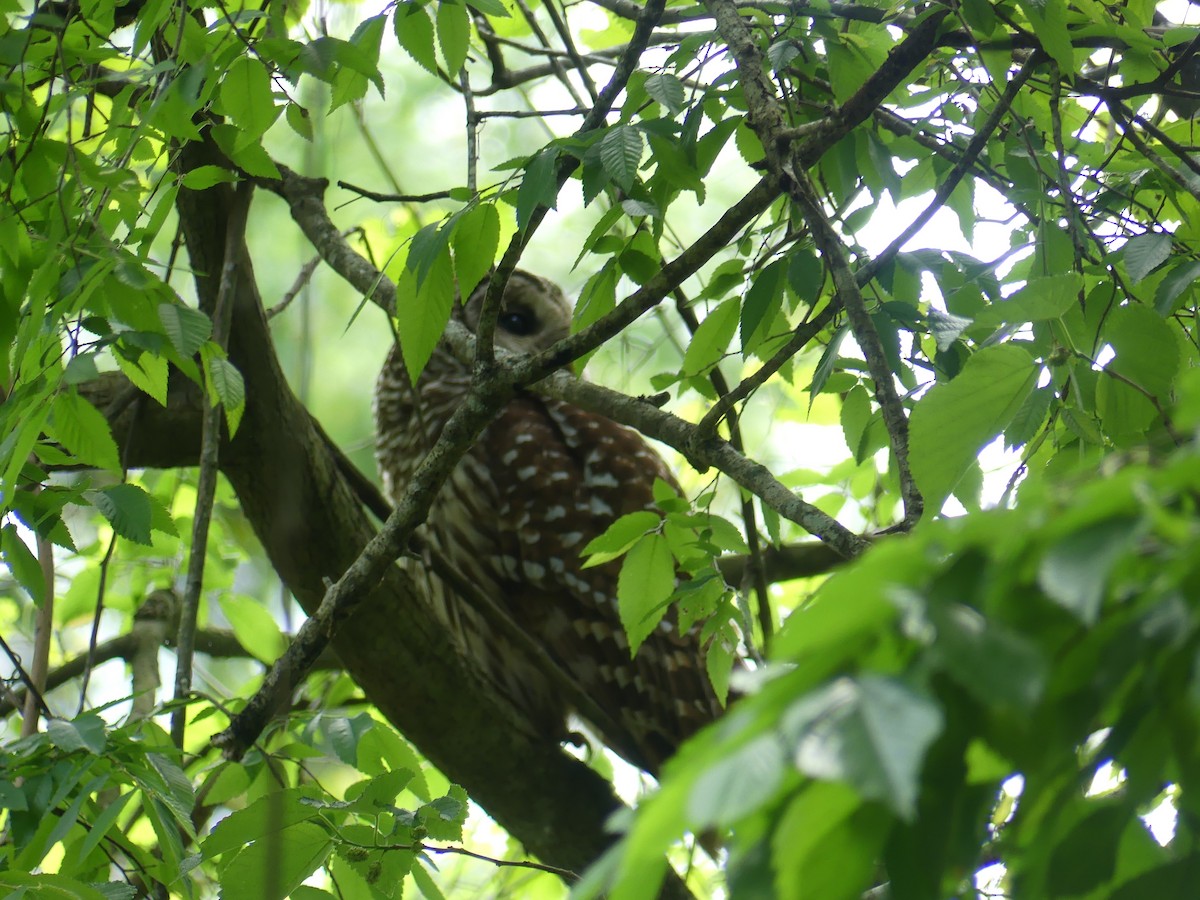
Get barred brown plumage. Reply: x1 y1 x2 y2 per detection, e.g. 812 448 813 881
374 271 722 774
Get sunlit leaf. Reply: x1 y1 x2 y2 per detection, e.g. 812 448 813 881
909 344 1037 514
617 533 675 653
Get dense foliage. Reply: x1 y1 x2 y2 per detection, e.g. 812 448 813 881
3 0 1200 896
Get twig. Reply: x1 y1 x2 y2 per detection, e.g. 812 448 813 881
461 70 478 194
171 181 253 748
21 520 55 736
337 182 454 204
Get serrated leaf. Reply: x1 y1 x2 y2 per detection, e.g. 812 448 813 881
50 391 122 471
219 57 280 140
1103 303 1179 399
1122 231 1172 283
767 39 801 71
741 259 786 354
1005 384 1052 449
436 0 470 76
419 785 468 840
285 103 314 141
515 148 560 231
687 733 786 828
158 303 212 357
617 533 675 653
1038 517 1140 624
202 789 319 858
973 273 1080 329
1015 0 1073 71
1154 258 1200 314
87 483 154 545
205 353 246 436
46 713 107 754
407 221 450 291
394 3 439 75
179 165 237 190
909 344 1037 514
927 309 973 352
113 348 170 406
452 204 499 297
789 676 943 819
582 510 660 566
644 73 685 114
396 251 455 383
466 0 509 15
681 298 739 377
2 523 45 606
599 125 644 191
932 604 1047 708
219 822 332 900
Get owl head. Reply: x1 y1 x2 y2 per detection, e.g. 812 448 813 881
461 271 572 355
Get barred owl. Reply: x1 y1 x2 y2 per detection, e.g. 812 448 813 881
374 271 722 774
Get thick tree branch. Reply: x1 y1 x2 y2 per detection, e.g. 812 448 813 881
170 144 648 882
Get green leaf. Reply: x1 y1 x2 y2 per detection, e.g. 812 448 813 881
204 352 246 437
0 873 109 900
927 309 973 352
840 385 873 462
179 165 237 190
158 302 212 357
436 0 470 76
1005 384 1053 449
599 125 643 191
932 604 1047 708
1103 303 1179 399
394 3 439 75
87 483 154 545
786 676 944 819
687 734 787 828
773 783 885 900
219 594 287 664
1154 258 1200 315
515 148 560 231
451 203 500 298
72 790 135 864
418 785 468 840
46 714 107 754
681 298 739 377
219 57 280 139
973 273 1080 328
582 510 660 567
1122 231 1172 283
1016 0 1073 72
466 0 509 16
395 250 455 384
407 221 451 291
1038 517 1140 624
202 788 319 858
50 390 122 471
644 73 685 114
114 348 169 406
617 533 675 653
741 259 786 354
2 524 45 606
909 344 1037 514
218 822 332 900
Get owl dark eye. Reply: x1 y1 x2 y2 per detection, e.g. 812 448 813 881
498 309 538 336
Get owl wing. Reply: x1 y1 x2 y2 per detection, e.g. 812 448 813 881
480 393 721 773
